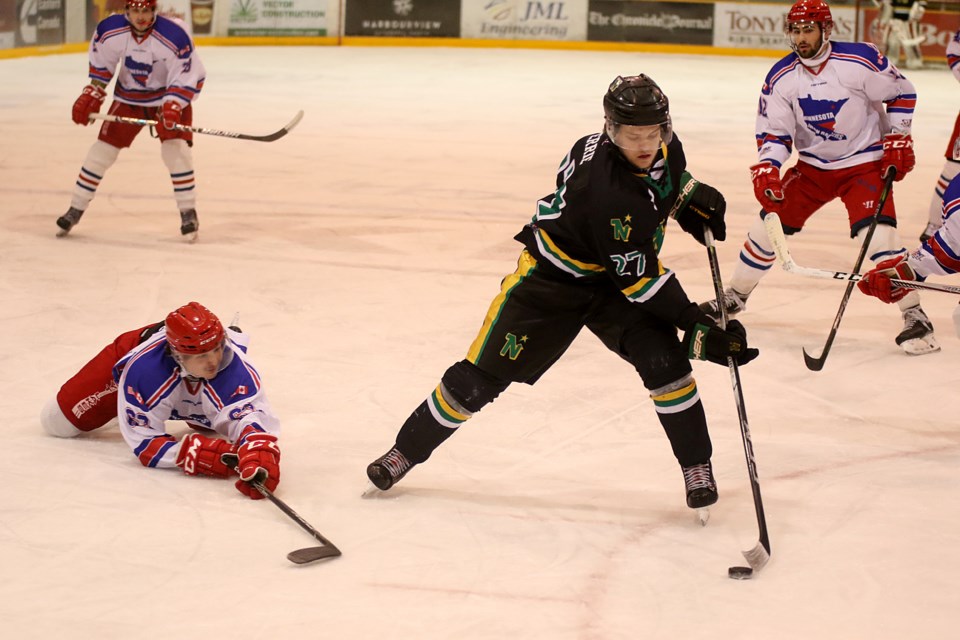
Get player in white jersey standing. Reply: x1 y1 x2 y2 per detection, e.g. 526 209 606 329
57 0 206 242
701 0 939 356
918 29 960 243
40 302 282 499
860 173 960 335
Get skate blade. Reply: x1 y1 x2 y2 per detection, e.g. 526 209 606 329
182 231 198 244
361 481 383 499
56 228 70 238
361 481 401 499
900 335 941 356
696 507 710 527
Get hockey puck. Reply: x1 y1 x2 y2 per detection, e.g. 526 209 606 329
728 566 753 580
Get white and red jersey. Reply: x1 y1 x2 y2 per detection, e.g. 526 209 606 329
87 13 205 108
910 175 960 277
756 41 916 170
113 328 280 469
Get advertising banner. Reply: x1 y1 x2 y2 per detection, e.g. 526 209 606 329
1 0 15 48
713 2 855 50
587 0 714 45
863 7 960 60
227 0 328 36
461 0 588 41
344 0 460 37
36 0 64 45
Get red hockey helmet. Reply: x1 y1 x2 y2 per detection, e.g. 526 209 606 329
785 0 834 32
126 0 158 8
165 302 225 355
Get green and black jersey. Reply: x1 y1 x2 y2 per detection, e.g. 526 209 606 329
514 131 700 332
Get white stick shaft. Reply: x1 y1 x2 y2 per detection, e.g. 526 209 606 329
763 212 960 296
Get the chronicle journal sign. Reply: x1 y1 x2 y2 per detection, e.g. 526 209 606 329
588 0 714 45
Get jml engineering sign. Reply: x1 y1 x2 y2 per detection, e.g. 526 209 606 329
461 0 588 40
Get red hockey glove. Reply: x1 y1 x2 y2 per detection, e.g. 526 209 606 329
881 134 915 181
857 256 916 303
176 433 237 478
71 84 107 126
749 162 784 212
161 100 183 130
234 428 281 499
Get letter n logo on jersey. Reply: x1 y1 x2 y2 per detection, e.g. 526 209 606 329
500 333 526 360
611 216 632 242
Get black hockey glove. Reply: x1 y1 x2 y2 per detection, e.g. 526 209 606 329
672 174 726 246
683 317 759 366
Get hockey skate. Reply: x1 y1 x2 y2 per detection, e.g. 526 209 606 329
698 287 749 323
683 461 718 526
56 207 84 237
896 305 940 355
179 208 199 243
366 446 414 492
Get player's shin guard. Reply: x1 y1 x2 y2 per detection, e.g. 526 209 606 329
650 374 712 467
161 139 197 213
70 140 121 211
729 215 775 297
395 361 509 463
367 389 468 490
369 361 509 490
649 374 716 508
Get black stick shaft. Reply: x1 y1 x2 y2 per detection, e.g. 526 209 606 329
251 482 339 550
802 169 897 371
222 453 341 555
704 228 771 560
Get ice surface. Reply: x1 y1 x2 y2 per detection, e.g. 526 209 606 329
1 46 958 639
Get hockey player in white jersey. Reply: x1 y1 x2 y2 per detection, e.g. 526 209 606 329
701 0 939 356
918 29 960 243
57 0 206 241
40 302 282 499
860 173 960 335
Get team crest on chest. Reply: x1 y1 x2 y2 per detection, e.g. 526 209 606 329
611 215 632 242
798 94 849 142
124 55 154 87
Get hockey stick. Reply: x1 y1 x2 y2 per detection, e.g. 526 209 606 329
89 110 304 142
704 227 771 578
764 212 960 295
794 169 897 371
222 453 342 564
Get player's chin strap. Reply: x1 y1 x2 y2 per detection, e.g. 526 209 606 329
796 39 832 67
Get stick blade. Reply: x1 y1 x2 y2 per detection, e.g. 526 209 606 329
741 541 771 573
802 347 826 371
287 544 342 565
252 110 304 142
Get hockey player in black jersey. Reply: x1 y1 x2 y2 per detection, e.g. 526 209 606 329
367 74 759 513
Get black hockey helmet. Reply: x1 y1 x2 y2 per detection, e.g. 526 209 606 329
602 74 673 144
